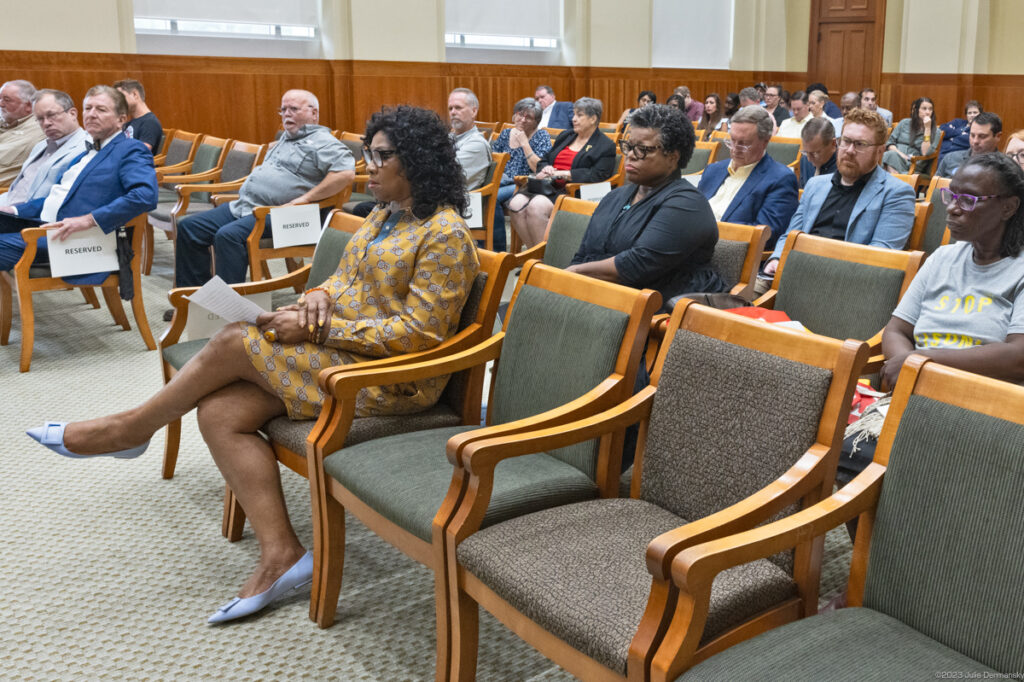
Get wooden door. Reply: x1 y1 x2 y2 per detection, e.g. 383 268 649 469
808 0 886 99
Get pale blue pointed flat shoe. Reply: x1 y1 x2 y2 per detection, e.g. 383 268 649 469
26 421 149 460
208 551 314 624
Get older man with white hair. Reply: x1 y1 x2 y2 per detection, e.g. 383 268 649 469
447 87 491 190
174 89 355 290
0 80 46 185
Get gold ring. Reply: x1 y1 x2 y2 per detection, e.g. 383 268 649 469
263 328 278 343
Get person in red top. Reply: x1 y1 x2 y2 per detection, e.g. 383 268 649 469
507 96 617 247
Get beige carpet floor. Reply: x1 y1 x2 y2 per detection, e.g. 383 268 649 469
0 233 850 680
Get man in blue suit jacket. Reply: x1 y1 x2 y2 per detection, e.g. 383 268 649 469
0 89 89 205
697 105 799 249
0 85 157 285
535 85 574 130
763 108 916 274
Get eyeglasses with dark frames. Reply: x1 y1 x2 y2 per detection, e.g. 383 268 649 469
619 139 663 160
362 147 399 167
939 187 1005 212
836 137 880 152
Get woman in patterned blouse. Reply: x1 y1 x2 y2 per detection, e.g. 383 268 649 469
28 105 480 624
490 97 551 251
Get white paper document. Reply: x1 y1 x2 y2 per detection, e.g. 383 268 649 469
46 226 118 277
465 192 484 229
184 276 268 324
185 291 273 341
579 181 612 202
270 203 322 248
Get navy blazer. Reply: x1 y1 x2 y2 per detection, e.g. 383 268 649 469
543 129 617 183
545 101 575 130
697 154 799 249
770 165 916 260
798 152 837 189
15 132 158 232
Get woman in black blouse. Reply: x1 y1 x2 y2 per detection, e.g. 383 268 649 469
507 97 617 247
568 104 724 309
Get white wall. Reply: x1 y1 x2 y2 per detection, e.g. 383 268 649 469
652 0 733 69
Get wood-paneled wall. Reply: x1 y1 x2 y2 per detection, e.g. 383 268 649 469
3 50 1022 145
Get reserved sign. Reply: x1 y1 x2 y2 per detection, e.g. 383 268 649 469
579 181 613 202
46 226 118 277
185 291 274 341
464 192 484 229
270 203 322 248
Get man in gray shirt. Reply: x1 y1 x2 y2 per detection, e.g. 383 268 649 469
937 112 1002 179
175 89 355 287
448 88 491 190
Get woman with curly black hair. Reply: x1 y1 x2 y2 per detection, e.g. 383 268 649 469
26 105 480 624
567 104 725 308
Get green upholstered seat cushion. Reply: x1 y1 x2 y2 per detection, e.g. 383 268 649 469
640 329 831 573
541 210 594 269
261 405 463 456
708 239 748 290
457 498 795 673
322 425 598 542
679 607 994 680
162 338 210 370
680 147 712 176
863 395 1024 672
775 250 906 340
491 284 629 478
157 187 178 203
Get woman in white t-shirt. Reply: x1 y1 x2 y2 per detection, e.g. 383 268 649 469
881 152 1024 388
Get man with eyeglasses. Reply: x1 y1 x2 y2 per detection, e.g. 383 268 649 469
0 89 88 205
797 117 837 189
698 105 798 250
764 84 790 127
174 89 354 291
0 80 46 186
937 112 1002 179
762 107 915 275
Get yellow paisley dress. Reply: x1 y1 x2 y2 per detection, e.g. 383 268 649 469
241 204 480 419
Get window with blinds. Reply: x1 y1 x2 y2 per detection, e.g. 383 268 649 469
444 0 561 50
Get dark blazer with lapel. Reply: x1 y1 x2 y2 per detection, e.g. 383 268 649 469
697 153 799 249
546 101 575 130
543 129 617 183
15 133 158 232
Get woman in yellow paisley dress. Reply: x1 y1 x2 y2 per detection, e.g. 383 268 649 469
28 106 479 623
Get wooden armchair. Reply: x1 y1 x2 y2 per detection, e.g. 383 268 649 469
904 200 935 253
441 299 867 681
335 131 365 173
663 357 1024 680
155 134 231 185
755 231 924 373
766 136 802 179
153 128 175 161
914 174 953 254
474 121 500 140
892 172 919 190
564 153 625 199
469 152 509 251
152 130 200 172
680 141 720 176
0 214 155 372
304 263 660 666
511 194 598 269
908 129 944 192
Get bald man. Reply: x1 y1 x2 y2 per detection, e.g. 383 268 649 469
174 89 355 289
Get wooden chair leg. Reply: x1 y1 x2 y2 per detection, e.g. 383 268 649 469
130 284 156 350
312 494 346 628
82 287 100 308
101 285 131 330
448 579 480 682
221 485 246 542
0 273 11 345
142 221 155 275
16 281 34 372
161 418 182 479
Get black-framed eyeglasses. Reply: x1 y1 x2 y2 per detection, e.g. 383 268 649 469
619 139 663 160
362 147 399 167
1006 151 1024 165
35 109 71 123
939 187 1005 212
278 105 313 116
837 137 880 152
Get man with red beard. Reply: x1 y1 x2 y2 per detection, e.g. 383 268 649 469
762 107 915 275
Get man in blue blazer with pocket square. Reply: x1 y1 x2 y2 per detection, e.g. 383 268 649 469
0 85 157 285
697 105 799 250
762 108 916 275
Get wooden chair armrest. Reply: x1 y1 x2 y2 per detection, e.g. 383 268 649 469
862 353 885 375
564 182 581 197
152 153 166 165
162 168 222 185
155 161 193 179
352 173 369 192
651 463 885 682
515 242 546 264
16 227 49 270
644 443 834 580
513 175 529 187
752 289 777 308
183 178 245 194
211 194 239 206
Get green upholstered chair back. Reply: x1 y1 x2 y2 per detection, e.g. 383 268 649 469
482 158 498 186
339 138 362 160
775 251 906 341
541 210 593 269
863 394 1024 672
640 329 832 572
221 148 258 183
709 239 749 290
490 284 630 478
184 143 224 203
437 270 490 409
680 147 712 176
307 226 358 287
923 190 950 254
164 137 194 167
766 140 801 167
